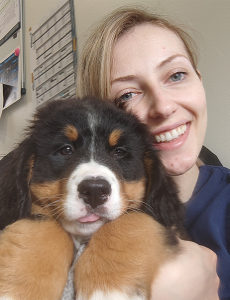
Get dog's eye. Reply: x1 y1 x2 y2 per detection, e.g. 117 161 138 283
58 145 73 156
113 147 127 159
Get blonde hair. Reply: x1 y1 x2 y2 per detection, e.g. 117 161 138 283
76 7 199 100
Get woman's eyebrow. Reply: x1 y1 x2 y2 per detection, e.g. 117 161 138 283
157 54 189 69
111 75 137 84
111 54 189 84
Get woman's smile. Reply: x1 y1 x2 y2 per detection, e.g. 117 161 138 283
152 122 190 151
153 123 187 143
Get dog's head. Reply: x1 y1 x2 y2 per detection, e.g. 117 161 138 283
0 97 183 239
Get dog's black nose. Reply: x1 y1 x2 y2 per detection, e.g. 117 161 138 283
78 178 111 209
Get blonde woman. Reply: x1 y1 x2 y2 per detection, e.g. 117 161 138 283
76 7 228 299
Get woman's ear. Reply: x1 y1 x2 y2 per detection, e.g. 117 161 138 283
142 149 184 232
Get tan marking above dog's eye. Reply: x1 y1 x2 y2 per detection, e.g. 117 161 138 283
109 129 123 147
64 125 78 141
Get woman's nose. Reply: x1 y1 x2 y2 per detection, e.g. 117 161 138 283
147 89 177 119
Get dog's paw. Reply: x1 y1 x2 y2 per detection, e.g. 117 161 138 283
74 213 175 300
0 219 74 300
76 290 146 300
74 212 179 300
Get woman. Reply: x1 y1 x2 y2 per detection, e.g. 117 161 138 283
76 7 230 299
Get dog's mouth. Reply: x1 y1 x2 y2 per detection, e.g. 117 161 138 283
77 214 101 223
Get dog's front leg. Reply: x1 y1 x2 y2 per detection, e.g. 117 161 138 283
74 212 178 300
0 219 74 300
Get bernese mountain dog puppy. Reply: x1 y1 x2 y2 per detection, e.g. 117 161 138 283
0 97 184 300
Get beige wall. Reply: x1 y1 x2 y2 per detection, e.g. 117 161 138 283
1 0 230 167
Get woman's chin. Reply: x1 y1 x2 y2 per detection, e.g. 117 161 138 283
161 155 198 176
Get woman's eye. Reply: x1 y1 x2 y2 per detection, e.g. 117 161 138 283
120 92 136 101
115 92 137 108
58 145 73 156
170 72 186 82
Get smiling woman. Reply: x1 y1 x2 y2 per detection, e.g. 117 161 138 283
110 24 207 177
76 6 230 300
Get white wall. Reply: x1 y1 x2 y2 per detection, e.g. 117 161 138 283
1 0 230 168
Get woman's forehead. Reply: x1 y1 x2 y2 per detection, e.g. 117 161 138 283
111 24 190 79
115 23 188 58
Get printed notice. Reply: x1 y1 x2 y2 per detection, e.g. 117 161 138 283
0 0 20 44
30 0 77 107
0 49 21 108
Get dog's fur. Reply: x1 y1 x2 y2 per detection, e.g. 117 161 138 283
0 97 184 300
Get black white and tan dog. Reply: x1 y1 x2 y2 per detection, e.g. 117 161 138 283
0 97 184 300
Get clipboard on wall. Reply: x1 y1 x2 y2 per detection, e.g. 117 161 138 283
30 0 77 107
0 0 26 111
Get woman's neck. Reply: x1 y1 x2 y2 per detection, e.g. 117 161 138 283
172 164 200 203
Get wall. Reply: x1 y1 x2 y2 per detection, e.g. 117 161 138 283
0 0 230 168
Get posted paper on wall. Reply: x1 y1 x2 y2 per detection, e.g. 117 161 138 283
0 0 20 45
0 48 21 109
30 0 77 107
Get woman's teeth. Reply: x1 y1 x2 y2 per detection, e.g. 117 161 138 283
155 124 187 143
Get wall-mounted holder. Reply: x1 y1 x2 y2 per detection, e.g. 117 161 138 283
0 0 26 111
30 0 77 107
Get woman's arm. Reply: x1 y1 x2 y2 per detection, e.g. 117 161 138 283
151 240 219 300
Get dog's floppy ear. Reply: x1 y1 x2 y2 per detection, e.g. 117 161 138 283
0 139 34 230
142 149 184 231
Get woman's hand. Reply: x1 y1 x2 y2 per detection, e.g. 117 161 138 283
151 240 219 300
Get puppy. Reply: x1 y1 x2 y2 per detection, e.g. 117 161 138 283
0 97 184 300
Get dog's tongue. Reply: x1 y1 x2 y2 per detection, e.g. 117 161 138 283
78 214 100 223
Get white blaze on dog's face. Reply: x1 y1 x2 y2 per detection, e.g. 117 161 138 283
62 161 122 238
29 98 152 242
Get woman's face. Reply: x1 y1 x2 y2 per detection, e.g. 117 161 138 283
110 24 207 176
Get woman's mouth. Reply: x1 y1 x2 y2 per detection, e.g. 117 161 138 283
154 124 187 143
